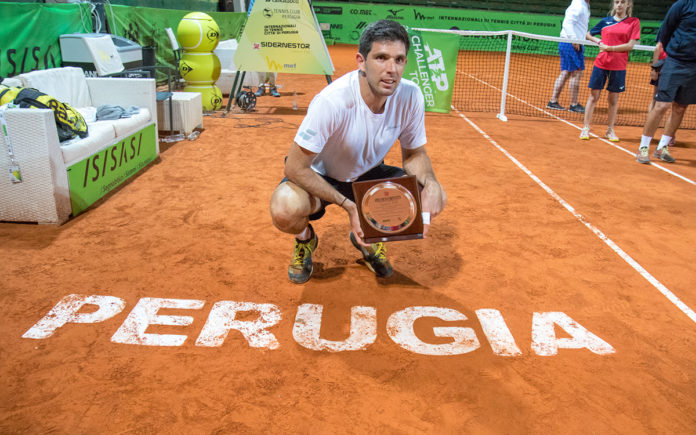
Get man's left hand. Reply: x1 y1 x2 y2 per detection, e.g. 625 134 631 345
420 180 447 238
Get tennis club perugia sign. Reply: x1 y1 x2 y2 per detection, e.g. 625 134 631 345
22 294 615 356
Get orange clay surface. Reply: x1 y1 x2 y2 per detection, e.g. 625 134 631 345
1 44 696 433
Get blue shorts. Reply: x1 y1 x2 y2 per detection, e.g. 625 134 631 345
588 66 626 93
281 162 407 221
655 57 696 105
559 42 585 72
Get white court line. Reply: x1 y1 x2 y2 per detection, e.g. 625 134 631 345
453 107 696 325
458 71 696 186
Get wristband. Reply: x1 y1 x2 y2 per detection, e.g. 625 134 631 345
421 212 431 225
339 197 347 207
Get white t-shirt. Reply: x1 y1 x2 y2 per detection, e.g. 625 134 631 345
294 70 427 182
560 0 591 40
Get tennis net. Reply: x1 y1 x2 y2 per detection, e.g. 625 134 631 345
413 29 695 129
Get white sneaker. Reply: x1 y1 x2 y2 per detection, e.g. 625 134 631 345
605 128 619 142
579 127 590 140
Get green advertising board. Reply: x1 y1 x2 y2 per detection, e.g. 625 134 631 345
67 123 157 215
404 30 459 114
105 5 246 74
313 2 663 51
0 2 93 77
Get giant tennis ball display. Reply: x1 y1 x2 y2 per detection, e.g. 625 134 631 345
179 52 221 84
177 12 220 53
184 84 223 111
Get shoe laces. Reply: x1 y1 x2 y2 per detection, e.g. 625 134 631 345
639 147 649 157
661 147 672 157
370 242 387 262
292 238 314 266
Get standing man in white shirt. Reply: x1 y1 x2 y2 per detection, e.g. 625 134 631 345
547 0 592 113
269 20 447 284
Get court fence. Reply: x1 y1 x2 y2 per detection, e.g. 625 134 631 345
415 29 694 129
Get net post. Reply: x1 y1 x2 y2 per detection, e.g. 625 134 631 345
497 31 512 122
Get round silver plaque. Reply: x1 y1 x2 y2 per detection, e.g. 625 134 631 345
361 181 417 233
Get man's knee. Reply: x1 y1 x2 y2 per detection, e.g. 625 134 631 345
270 182 312 233
672 102 688 116
652 100 672 114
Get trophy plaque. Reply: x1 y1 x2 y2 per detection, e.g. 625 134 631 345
351 175 423 243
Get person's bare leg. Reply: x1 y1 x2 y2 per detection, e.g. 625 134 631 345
664 102 687 137
271 181 323 283
569 70 583 106
270 181 320 236
583 89 601 128
606 92 620 131
642 101 672 138
550 71 570 103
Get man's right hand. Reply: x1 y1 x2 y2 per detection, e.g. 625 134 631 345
573 43 581 51
650 69 659 82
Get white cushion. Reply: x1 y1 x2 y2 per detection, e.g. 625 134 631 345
1 77 22 87
60 121 116 165
18 67 91 108
110 108 151 137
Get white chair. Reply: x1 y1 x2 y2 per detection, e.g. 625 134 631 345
165 27 184 89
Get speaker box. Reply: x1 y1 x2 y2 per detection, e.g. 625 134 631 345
219 0 235 11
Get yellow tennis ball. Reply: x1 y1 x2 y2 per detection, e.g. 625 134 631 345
179 52 221 84
177 12 220 52
184 84 223 111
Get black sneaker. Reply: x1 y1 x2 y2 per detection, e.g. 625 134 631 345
349 232 393 278
568 103 585 113
269 87 280 97
288 225 318 284
546 101 565 110
653 147 675 163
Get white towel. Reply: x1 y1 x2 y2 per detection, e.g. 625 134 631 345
83 35 124 76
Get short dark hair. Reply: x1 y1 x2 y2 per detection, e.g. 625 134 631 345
358 20 410 58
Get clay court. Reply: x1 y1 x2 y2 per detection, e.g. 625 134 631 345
2 44 695 433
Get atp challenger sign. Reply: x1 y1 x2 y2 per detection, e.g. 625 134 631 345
405 30 458 114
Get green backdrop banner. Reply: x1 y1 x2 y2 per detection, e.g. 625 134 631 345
313 3 663 50
107 0 218 12
404 30 459 114
105 5 246 73
0 2 93 77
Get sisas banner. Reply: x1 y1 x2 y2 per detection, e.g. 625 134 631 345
67 123 157 215
234 0 334 75
0 2 92 78
404 30 458 114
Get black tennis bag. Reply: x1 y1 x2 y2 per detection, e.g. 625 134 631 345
0 85 88 142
